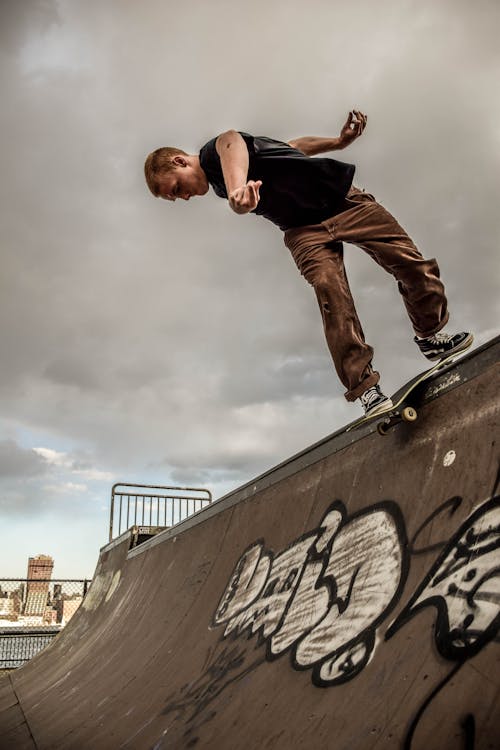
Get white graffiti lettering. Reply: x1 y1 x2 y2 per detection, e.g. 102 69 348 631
213 496 500 687
386 497 500 660
295 510 404 667
213 543 271 625
213 502 407 685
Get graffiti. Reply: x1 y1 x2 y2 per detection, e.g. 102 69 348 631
394 493 499 750
386 496 500 660
213 501 409 686
461 713 476 750
160 642 265 741
409 496 463 555
402 662 465 750
213 496 500 690
151 492 498 748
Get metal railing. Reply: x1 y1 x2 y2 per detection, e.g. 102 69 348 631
0 578 91 669
109 483 212 541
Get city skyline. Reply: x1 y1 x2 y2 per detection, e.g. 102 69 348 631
0 552 86 669
0 553 87 630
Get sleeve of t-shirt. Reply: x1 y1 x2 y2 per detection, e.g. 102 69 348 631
237 132 256 156
200 132 255 169
199 132 257 196
199 136 219 174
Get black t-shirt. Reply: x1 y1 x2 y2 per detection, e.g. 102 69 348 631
199 132 355 231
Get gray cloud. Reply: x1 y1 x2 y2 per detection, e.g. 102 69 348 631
0 440 47 479
0 0 498 574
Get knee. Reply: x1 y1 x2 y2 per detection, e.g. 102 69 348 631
314 269 343 318
394 257 442 287
311 265 341 292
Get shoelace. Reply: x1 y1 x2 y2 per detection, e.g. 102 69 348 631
425 332 453 344
361 388 380 406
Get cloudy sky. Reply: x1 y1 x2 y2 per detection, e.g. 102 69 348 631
1 0 498 578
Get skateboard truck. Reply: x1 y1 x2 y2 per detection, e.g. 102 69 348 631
376 406 418 435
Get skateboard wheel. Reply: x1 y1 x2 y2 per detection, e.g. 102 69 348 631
401 406 417 422
377 422 390 436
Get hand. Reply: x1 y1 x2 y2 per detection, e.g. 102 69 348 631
228 180 262 214
338 110 367 147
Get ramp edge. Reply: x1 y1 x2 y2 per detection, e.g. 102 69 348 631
118 335 499 560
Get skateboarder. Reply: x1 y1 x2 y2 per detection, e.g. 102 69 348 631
144 111 472 416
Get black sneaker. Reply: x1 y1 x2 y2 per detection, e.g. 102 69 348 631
360 385 393 416
414 331 473 361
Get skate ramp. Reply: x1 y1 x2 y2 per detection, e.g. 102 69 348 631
1 337 499 750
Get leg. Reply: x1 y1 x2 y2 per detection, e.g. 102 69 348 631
283 224 379 401
322 188 449 337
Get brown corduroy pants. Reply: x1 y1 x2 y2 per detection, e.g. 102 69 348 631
283 187 449 401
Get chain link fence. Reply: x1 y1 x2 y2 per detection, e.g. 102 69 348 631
0 578 90 670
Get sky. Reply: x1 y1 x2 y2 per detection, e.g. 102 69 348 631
1 0 499 578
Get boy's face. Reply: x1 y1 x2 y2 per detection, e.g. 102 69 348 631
156 157 209 202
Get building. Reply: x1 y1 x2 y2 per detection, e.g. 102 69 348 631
0 596 17 621
62 597 83 624
24 555 54 617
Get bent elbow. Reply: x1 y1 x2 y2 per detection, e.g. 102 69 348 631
287 139 307 154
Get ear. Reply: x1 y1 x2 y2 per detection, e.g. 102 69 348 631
172 155 187 167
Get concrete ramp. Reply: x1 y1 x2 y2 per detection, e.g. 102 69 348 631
1 338 499 749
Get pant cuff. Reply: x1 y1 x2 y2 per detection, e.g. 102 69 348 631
413 311 450 339
345 371 380 402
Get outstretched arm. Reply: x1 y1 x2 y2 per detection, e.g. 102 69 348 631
288 110 367 156
216 130 262 215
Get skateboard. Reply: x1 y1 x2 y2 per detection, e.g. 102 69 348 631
346 342 473 436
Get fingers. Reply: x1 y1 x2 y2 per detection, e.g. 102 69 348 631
229 180 262 214
350 109 367 135
342 111 354 132
247 180 262 205
340 110 367 145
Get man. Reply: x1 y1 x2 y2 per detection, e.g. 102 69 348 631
144 111 472 415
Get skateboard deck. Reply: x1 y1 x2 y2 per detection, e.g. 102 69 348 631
346 342 473 436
